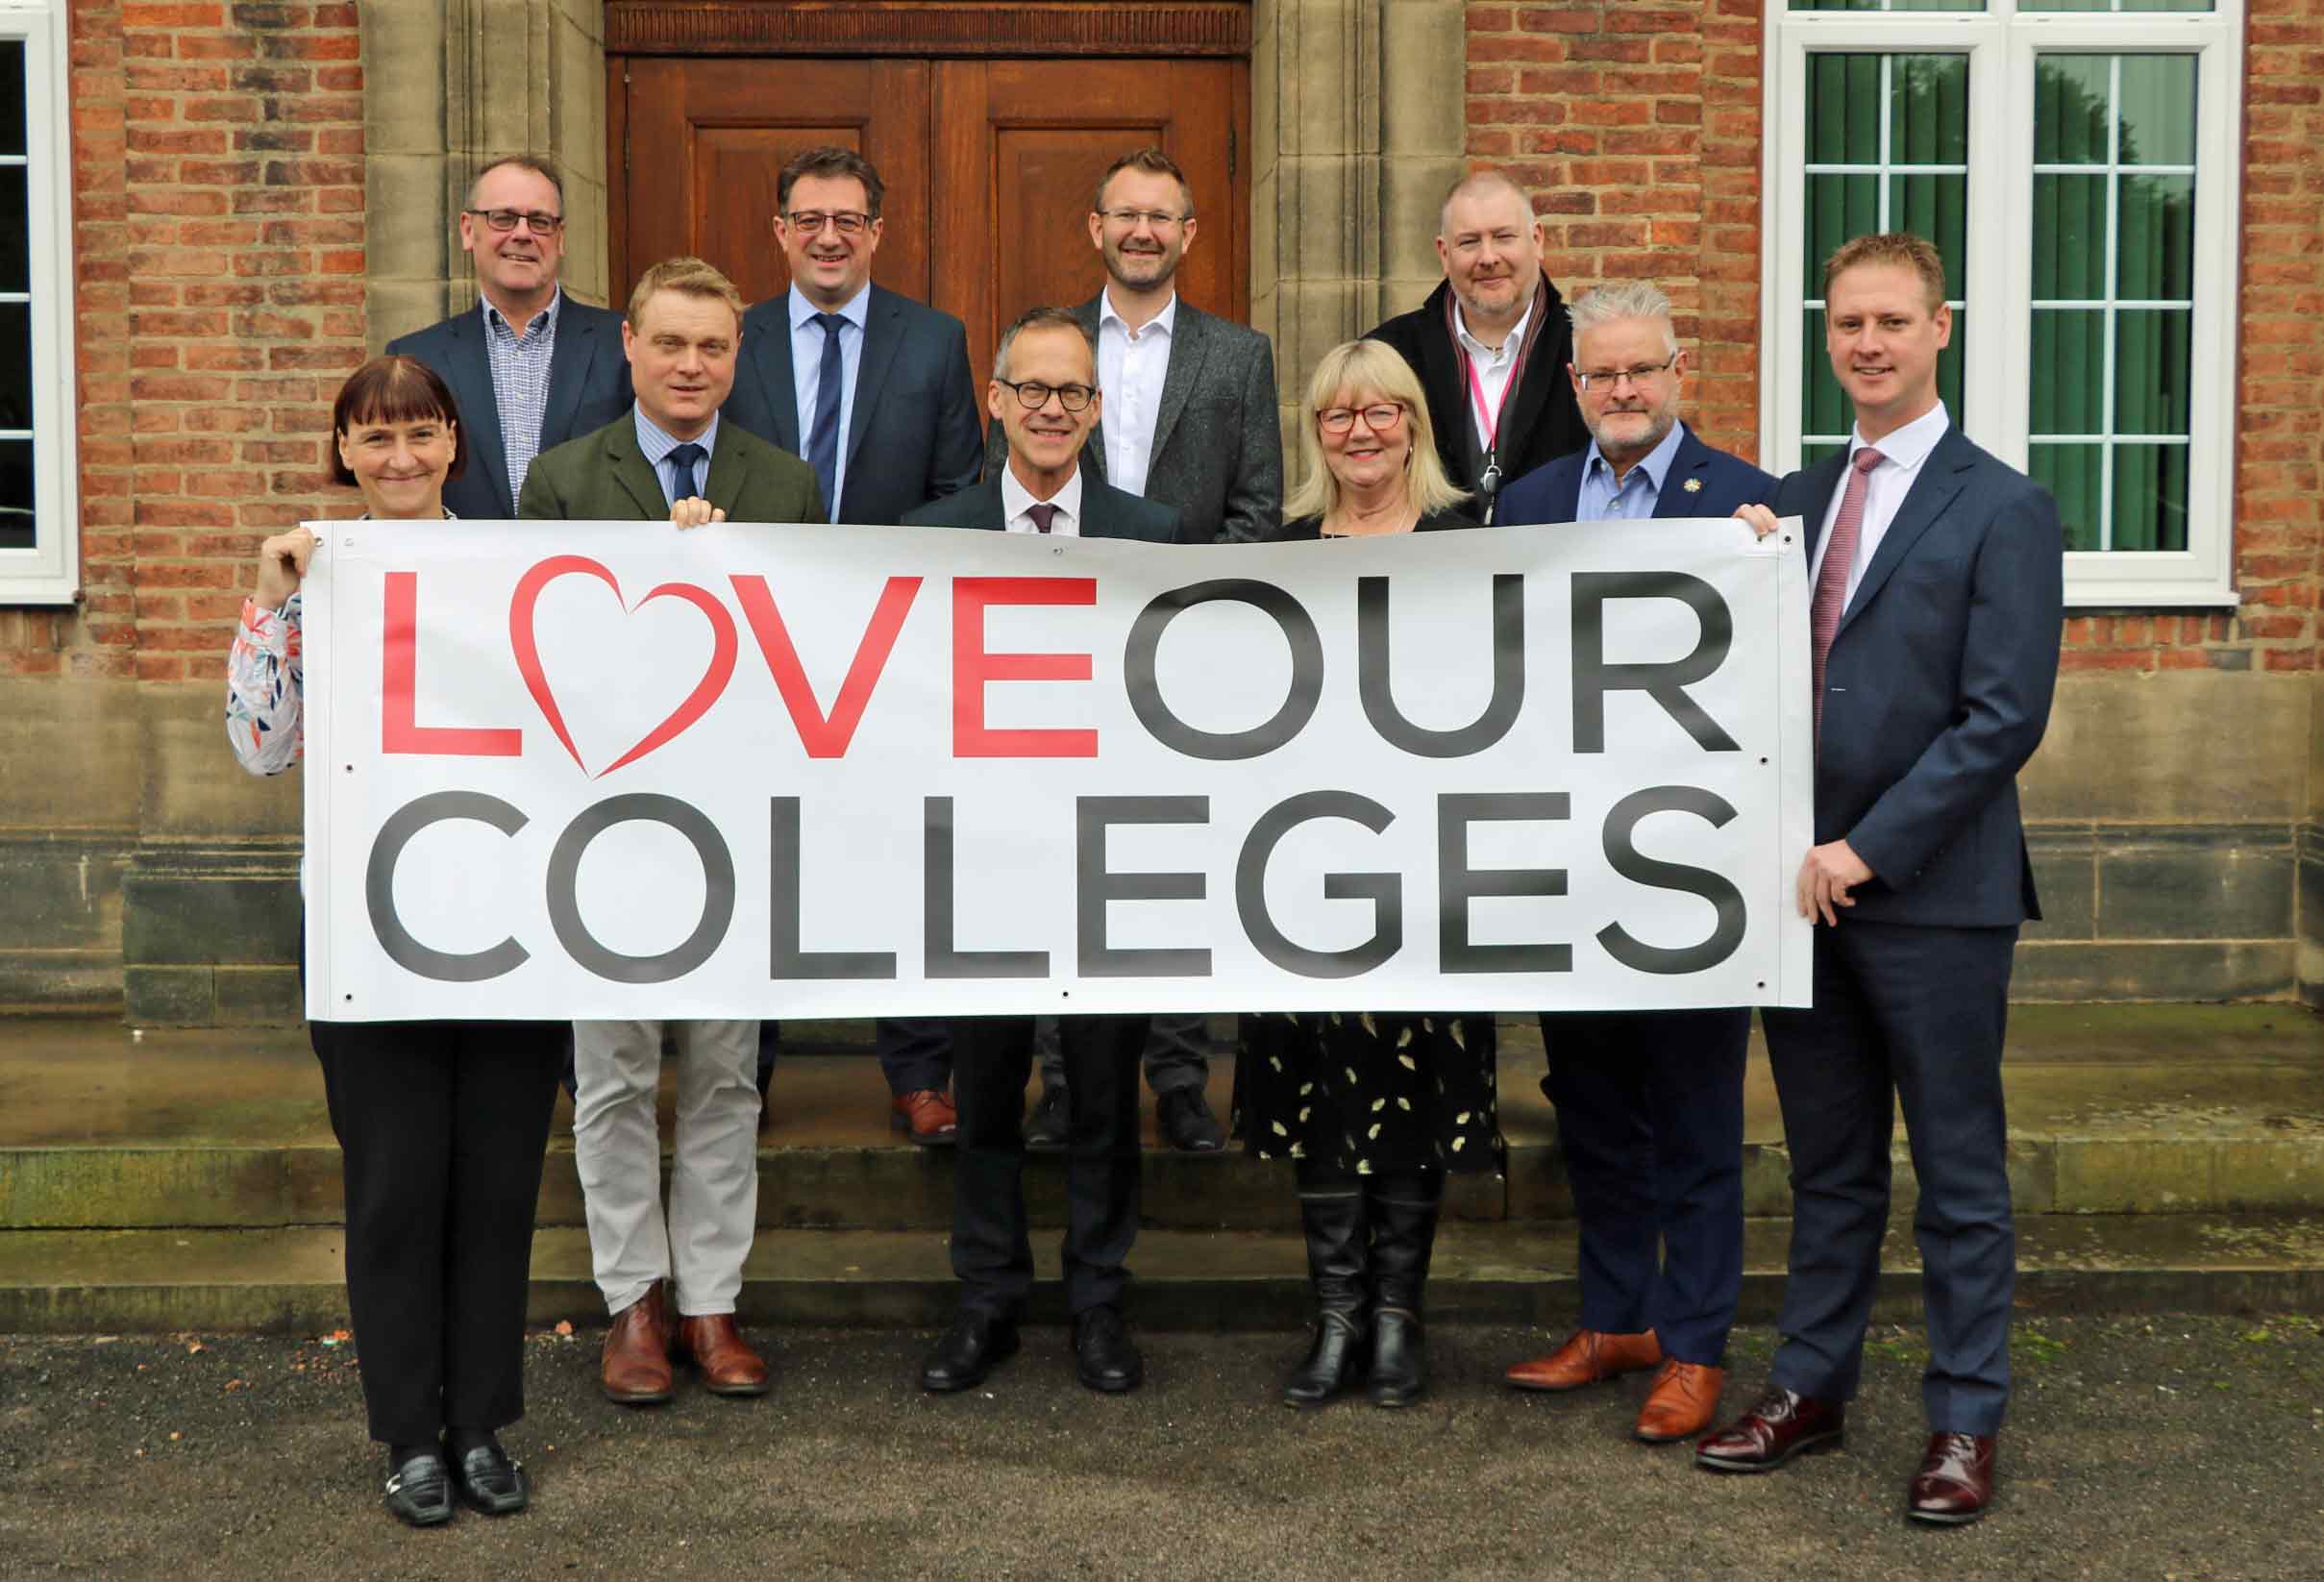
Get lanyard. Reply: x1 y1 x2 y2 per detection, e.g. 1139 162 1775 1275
1464 344 1520 455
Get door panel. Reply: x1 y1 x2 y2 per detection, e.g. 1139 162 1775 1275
618 59 932 308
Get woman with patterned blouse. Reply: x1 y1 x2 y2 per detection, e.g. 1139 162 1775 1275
1239 340 1506 1410
227 356 567 1529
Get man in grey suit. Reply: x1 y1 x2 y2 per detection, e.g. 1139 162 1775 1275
1695 234 2063 1526
719 145 986 1148
386 155 632 521
1010 146 1285 1155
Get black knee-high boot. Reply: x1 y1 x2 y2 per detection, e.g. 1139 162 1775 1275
1284 1161 1368 1407
1366 1168 1442 1408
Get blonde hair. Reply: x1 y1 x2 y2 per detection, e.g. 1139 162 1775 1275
1823 233 1947 310
1283 339 1471 523
625 256 745 327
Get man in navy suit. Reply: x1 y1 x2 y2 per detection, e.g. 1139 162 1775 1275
906 307 1176 1400
1497 282 1769 1446
386 156 633 522
719 145 986 1148
1695 234 2062 1527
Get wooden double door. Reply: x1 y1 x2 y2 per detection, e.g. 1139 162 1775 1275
613 57 1249 383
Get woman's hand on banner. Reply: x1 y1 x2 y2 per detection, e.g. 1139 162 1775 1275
255 526 318 609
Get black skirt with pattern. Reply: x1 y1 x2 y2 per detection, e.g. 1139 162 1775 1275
1236 1011 1503 1176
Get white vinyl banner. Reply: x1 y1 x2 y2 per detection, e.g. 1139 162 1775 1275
300 517 1813 1022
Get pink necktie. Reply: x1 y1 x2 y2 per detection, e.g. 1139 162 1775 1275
1811 446 1884 739
1026 503 1058 534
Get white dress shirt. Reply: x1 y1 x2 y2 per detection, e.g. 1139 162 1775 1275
1453 292 1535 453
1000 463 1084 536
1807 402 1951 608
788 283 871 520
1097 288 1176 498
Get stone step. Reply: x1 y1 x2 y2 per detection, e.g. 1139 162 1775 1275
3 1212 2319 1335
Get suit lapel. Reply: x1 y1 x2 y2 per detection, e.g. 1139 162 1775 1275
842 288 905 477
1074 295 1109 482
603 420 669 520
1839 429 1973 633
746 300 802 452
538 302 598 450
704 429 754 516
443 312 513 516
1651 427 1712 519
1145 302 1206 469
1795 448 1851 566
958 478 1008 530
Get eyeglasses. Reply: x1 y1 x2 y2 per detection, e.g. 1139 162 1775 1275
998 378 1096 412
1318 403 1405 434
1097 208 1192 230
1576 360 1674 392
784 210 872 235
466 208 563 235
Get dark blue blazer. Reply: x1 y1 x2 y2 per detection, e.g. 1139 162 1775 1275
1782 426 2064 927
723 284 984 527
900 472 1180 545
386 297 633 522
1496 423 1774 526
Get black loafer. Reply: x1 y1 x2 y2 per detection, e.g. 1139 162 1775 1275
1073 1305 1144 1394
921 1311 1020 1393
451 1437 529 1516
383 1449 455 1527
1157 1088 1225 1153
1024 1085 1069 1153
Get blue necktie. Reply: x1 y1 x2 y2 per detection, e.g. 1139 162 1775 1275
666 441 705 504
807 312 846 522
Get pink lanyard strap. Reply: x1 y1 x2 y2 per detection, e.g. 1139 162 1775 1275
1464 349 1519 453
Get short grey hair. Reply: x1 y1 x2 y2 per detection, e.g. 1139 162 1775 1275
992 305 1099 383
1567 282 1680 359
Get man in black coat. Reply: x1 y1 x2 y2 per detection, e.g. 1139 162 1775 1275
1365 169 1588 524
386 155 632 522
905 307 1176 1401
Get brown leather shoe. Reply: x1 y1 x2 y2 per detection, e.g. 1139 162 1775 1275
1907 1431 1996 1524
673 1313 771 1397
891 1089 959 1147
1503 1328 1662 1392
601 1282 674 1405
1694 1387 1845 1471
1635 1359 1724 1443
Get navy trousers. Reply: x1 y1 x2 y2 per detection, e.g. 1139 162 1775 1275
1761 920 2018 1436
1539 1007 1749 1366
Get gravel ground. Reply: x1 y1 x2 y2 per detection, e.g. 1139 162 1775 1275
3 1314 2321 1580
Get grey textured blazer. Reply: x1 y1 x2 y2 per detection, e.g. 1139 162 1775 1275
988 295 1282 544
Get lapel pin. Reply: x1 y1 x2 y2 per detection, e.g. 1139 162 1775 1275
1683 478 1702 494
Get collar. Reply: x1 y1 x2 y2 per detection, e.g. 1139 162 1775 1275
481 284 562 338
1584 419 1688 495
633 404 720 464
1848 401 1950 473
1001 460 1083 525
1453 288 1534 363
789 282 871 333
1099 286 1178 339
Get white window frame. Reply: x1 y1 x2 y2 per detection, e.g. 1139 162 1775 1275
0 2 78 606
1761 0 2243 608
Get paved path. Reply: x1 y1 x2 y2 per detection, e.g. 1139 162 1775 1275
5 1314 2321 1579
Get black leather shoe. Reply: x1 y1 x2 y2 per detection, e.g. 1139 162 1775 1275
383 1448 455 1527
920 1311 1020 1393
1157 1088 1225 1153
450 1436 528 1516
1024 1085 1069 1153
1073 1305 1144 1393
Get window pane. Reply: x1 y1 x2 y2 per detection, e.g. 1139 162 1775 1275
1890 54 1969 163
0 41 23 160
2031 309 2105 435
2026 0 2211 10
2117 174 2194 299
2119 0 2214 12
2032 446 2105 551
2119 56 2197 164
2033 174 2109 300
2114 309 2192 436
2036 56 2111 165
0 165 25 295
1888 174 1966 284
1806 175 1881 282
1803 309 1851 437
1938 308 1966 416
1792 0 1984 10
0 437 29 551
0 300 28 432
2114 444 2189 550
1803 442 1847 468
1808 54 1884 165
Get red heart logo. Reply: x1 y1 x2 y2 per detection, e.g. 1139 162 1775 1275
508 554 738 778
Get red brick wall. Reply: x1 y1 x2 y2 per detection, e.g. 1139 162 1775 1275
1464 0 2322 676
0 0 364 682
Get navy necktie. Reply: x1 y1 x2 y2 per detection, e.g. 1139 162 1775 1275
667 441 705 504
807 312 847 522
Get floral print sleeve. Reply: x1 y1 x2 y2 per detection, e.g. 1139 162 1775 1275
225 591 304 776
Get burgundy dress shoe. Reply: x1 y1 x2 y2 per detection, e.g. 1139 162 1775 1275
1694 1387 1845 1471
1907 1432 1996 1525
673 1313 771 1397
1504 1328 1662 1392
891 1089 959 1146
601 1282 674 1405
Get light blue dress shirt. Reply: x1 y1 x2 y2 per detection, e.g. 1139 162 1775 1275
633 407 721 507
788 283 870 521
1575 419 1688 522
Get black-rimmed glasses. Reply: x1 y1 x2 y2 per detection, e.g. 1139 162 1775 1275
998 379 1096 412
465 208 563 235
784 210 873 235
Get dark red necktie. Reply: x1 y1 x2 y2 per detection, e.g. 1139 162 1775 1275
1026 502 1058 534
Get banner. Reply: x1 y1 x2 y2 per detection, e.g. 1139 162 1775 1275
301 517 1813 1022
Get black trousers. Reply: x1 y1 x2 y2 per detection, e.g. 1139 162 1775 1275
309 1017 564 1446
949 1013 1148 1320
